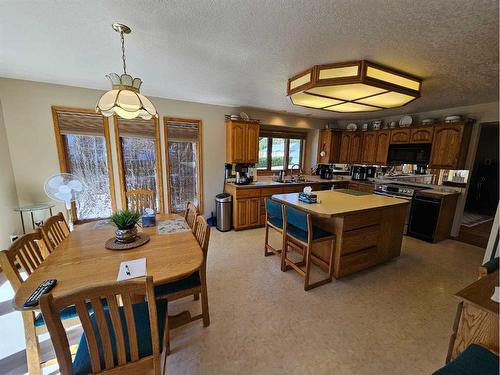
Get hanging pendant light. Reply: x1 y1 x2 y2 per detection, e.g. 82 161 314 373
96 23 157 120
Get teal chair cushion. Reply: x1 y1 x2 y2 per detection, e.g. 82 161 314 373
265 199 283 228
287 224 333 242
285 206 308 232
483 257 499 274
285 205 333 242
35 305 79 327
154 272 200 297
433 344 499 375
72 300 167 375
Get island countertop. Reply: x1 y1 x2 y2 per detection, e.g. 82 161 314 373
272 189 409 218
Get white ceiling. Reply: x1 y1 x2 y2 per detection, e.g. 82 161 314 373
0 0 498 119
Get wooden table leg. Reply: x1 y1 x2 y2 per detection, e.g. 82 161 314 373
22 311 41 375
446 302 463 363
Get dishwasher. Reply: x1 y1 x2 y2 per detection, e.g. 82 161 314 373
407 193 442 242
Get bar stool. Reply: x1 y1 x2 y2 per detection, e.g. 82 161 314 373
264 198 285 256
281 205 336 291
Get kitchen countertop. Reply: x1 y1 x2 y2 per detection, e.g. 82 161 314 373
225 177 347 189
271 189 409 218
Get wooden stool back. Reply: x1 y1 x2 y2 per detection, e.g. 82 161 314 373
40 277 162 375
184 202 199 232
126 189 156 213
41 212 70 252
0 229 47 291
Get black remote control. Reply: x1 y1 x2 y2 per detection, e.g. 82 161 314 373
23 279 57 308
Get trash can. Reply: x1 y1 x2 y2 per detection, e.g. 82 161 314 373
215 193 232 232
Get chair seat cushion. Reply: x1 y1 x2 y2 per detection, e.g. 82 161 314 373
34 305 79 327
72 300 167 375
267 216 283 229
154 272 201 297
286 224 333 242
483 257 499 274
433 344 499 375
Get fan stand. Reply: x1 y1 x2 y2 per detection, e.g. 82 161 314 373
65 201 74 232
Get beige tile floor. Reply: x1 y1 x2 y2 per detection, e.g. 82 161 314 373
0 227 485 374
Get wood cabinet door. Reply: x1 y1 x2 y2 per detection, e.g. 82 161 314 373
349 133 363 163
429 124 464 168
246 123 259 163
236 199 248 227
390 129 411 144
375 131 390 164
230 122 247 163
318 130 332 164
246 198 260 226
361 131 377 163
338 133 351 163
330 132 342 162
410 126 434 143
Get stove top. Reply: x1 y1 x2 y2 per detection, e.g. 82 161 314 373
374 183 431 199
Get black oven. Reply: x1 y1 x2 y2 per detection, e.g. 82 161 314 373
387 144 431 165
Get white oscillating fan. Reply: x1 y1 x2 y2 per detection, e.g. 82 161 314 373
44 173 85 231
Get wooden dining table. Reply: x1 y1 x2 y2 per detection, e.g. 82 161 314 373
13 214 204 311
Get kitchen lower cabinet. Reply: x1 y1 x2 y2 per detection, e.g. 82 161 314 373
235 198 260 229
349 181 375 193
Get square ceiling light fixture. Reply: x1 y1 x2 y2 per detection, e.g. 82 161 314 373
287 61 422 113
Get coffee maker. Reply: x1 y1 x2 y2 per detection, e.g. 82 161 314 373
234 164 253 185
351 166 367 181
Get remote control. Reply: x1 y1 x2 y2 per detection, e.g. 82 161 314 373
23 279 57 308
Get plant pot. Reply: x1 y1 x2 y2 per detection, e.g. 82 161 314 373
115 226 138 244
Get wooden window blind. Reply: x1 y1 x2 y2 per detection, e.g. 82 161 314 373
259 125 307 140
167 121 199 141
116 118 156 139
57 112 105 136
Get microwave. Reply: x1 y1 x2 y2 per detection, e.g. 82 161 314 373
387 144 431 165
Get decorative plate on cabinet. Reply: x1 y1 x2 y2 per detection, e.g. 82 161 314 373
399 115 413 127
346 123 357 131
240 112 249 120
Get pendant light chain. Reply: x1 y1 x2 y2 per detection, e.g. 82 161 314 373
120 31 127 74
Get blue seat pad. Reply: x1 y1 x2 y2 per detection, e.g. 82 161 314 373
35 305 80 327
72 300 167 375
267 216 283 229
483 257 499 274
286 224 333 242
154 272 201 297
433 344 499 375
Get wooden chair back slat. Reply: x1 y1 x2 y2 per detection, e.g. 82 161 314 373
0 230 47 291
193 215 210 259
40 277 161 375
184 202 199 231
126 189 155 213
41 212 69 252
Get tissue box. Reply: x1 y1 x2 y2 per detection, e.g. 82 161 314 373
142 214 156 227
298 192 317 204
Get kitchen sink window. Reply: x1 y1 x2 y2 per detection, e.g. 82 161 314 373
257 126 306 173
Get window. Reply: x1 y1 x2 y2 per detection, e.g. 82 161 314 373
257 126 306 173
114 117 163 212
164 118 203 213
52 107 116 221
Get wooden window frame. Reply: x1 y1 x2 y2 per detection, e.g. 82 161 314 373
257 136 306 175
51 106 117 223
113 116 164 214
163 117 204 214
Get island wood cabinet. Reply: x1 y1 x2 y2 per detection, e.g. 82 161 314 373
226 119 260 163
429 123 472 169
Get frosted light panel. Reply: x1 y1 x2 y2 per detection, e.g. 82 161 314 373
289 73 311 90
356 91 416 107
307 84 386 101
326 102 382 112
291 92 344 108
366 67 420 91
319 65 359 80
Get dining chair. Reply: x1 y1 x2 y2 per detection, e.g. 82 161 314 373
40 212 70 253
184 201 199 232
281 205 336 291
0 230 80 375
40 276 168 375
126 189 156 213
264 198 285 257
155 215 211 343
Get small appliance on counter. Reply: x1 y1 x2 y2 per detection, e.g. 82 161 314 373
234 164 254 185
316 164 334 180
366 166 377 178
351 166 367 181
415 164 428 175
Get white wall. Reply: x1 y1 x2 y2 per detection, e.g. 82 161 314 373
0 78 327 224
0 98 20 248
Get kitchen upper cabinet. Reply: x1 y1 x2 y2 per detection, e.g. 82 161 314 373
375 131 390 164
349 132 363 163
410 126 434 143
429 123 471 169
361 131 377 163
226 120 260 163
338 132 351 163
318 130 333 164
390 128 411 144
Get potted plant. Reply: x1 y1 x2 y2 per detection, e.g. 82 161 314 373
110 210 142 244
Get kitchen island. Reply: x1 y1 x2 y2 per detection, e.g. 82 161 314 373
272 189 409 278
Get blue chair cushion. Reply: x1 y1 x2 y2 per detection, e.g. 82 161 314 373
35 305 79 327
483 257 499 274
267 216 283 229
286 224 333 243
154 272 201 297
72 300 167 375
266 198 283 225
285 206 308 232
433 344 499 375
